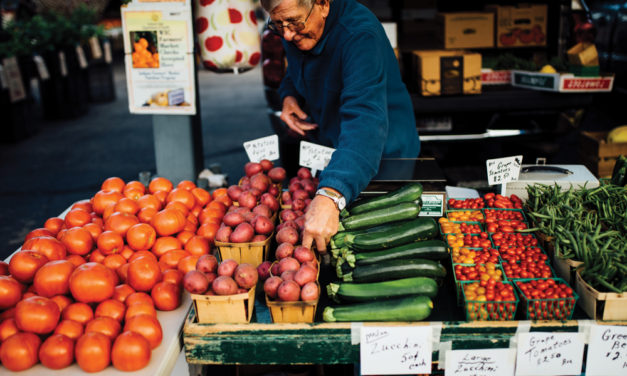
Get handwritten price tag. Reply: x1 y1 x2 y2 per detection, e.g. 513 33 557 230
299 141 335 172
89 37 103 60
33 55 50 80
445 348 515 376
76 45 88 69
586 325 627 375
515 332 584 375
243 135 279 163
360 326 432 375
104 40 113 64
58 51 68 77
486 155 523 186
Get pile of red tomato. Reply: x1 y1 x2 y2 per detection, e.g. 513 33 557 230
499 246 548 264
515 279 577 320
491 232 538 247
485 219 528 233
502 260 554 279
0 175 230 372
447 193 523 210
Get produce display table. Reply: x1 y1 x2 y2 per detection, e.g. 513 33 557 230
2 205 193 376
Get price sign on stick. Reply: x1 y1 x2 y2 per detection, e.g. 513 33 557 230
299 141 335 173
243 135 279 163
515 332 584 376
586 325 627 375
445 348 515 376
486 155 523 186
360 326 432 375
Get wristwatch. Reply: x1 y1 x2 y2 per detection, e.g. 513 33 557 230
316 188 346 211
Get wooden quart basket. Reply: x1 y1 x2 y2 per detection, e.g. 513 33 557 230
265 295 319 323
575 270 627 321
215 232 272 267
191 286 255 323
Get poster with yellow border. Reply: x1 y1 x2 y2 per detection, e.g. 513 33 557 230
122 2 196 115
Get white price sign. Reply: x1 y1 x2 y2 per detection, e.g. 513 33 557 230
89 36 103 60
243 135 279 163
586 325 627 375
76 45 88 69
299 141 335 172
445 348 515 376
104 40 113 64
515 332 584 376
486 155 522 186
58 51 68 77
360 326 432 375
33 55 50 80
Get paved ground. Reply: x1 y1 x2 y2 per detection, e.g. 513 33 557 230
0 62 273 259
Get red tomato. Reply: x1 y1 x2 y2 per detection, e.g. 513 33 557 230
0 332 41 371
39 333 74 369
75 332 112 372
0 275 23 309
15 296 61 334
111 331 151 371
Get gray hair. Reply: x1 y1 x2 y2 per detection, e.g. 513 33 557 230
261 0 328 13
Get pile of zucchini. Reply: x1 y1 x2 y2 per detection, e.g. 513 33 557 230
323 183 448 322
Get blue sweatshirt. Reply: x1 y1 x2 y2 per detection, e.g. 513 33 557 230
278 0 420 204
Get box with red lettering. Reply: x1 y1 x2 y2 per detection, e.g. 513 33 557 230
510 70 614 93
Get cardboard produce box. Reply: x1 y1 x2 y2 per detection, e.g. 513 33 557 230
481 68 511 85
438 12 494 49
511 70 615 92
487 4 547 47
412 50 482 96
579 131 627 178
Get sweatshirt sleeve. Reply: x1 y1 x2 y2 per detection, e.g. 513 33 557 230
278 69 300 102
317 31 389 204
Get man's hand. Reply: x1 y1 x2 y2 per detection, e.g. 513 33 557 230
281 96 318 137
301 194 340 253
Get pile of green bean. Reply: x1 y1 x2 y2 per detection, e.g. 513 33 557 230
525 183 627 293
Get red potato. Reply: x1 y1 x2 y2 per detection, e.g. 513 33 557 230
230 222 255 243
252 204 272 219
289 177 300 185
257 261 272 281
233 263 258 289
267 167 286 183
215 225 232 243
237 191 257 209
302 260 318 271
270 262 280 277
294 246 315 263
301 180 317 196
275 243 294 259
276 227 299 245
252 235 266 242
280 210 297 222
291 199 306 211
278 257 300 275
293 265 317 287
212 276 238 295
292 190 309 201
300 282 319 301
267 185 279 197
227 185 243 201
237 288 248 294
223 212 246 227
248 187 263 200
252 216 274 235
297 167 312 180
281 192 292 206
294 216 305 231
280 270 295 281
264 276 283 299
244 162 263 177
183 270 209 294
205 272 217 285
250 173 270 193
277 280 301 301
288 182 303 193
259 159 274 172
293 210 304 218
260 193 279 212
240 176 250 186
217 259 239 277
196 254 218 274
243 211 256 223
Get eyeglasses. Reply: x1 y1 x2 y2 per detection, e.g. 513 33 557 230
266 2 315 35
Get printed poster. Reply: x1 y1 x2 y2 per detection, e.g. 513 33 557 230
122 3 196 114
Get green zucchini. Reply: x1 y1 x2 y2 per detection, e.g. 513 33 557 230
323 295 433 322
344 217 438 251
327 276 438 302
338 258 446 282
331 219 416 249
338 202 421 232
344 183 423 217
343 240 449 267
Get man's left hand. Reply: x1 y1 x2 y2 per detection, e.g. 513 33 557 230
301 195 339 253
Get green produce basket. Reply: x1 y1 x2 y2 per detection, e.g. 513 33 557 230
452 261 507 306
461 280 519 321
481 208 528 224
514 278 579 321
439 220 484 236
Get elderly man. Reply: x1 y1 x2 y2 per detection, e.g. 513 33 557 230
260 0 420 252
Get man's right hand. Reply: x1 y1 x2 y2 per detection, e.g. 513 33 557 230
281 96 318 137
